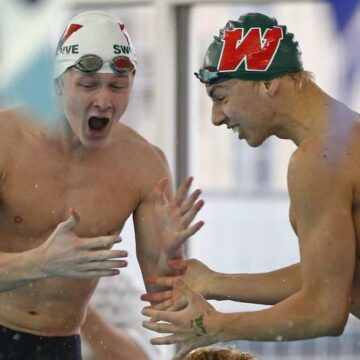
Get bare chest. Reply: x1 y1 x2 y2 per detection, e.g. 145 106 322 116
0 147 140 251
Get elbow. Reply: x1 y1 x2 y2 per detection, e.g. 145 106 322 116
326 314 347 337
317 305 348 337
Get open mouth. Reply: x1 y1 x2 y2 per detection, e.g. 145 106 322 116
88 116 110 133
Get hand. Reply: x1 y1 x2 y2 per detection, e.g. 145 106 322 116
153 177 204 258
141 258 215 310
142 278 219 360
36 210 128 279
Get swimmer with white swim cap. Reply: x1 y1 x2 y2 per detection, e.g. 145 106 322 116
54 11 137 78
141 12 360 360
0 10 203 359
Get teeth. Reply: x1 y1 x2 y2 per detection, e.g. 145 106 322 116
231 125 241 134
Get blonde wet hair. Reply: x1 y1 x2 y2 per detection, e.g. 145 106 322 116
184 347 257 360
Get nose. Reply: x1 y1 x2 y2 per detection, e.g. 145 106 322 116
92 87 113 111
211 104 228 126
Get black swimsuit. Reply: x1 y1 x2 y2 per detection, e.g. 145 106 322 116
0 325 82 360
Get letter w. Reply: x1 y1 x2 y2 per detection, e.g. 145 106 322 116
218 27 283 72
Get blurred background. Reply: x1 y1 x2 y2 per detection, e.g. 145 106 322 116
0 0 359 359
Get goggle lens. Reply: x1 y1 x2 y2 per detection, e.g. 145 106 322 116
76 56 102 72
112 57 135 73
73 55 135 75
194 67 220 84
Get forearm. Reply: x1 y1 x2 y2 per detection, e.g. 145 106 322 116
211 290 343 343
139 247 185 295
81 307 149 360
0 249 46 291
208 263 301 304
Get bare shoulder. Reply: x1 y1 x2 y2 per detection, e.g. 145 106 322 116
0 108 26 182
115 123 171 195
116 123 168 165
288 128 356 205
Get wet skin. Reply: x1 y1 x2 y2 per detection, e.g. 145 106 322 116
0 70 173 336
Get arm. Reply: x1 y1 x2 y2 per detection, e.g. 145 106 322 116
81 305 150 360
134 148 204 294
143 146 356 358
143 258 301 307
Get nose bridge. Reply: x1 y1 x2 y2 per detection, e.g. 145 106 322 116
93 85 112 109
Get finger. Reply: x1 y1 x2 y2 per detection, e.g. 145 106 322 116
182 200 205 228
78 259 127 271
142 321 183 334
174 176 193 206
76 269 120 278
151 299 174 310
174 278 195 301
87 249 128 262
144 275 177 288
141 289 173 303
153 177 169 204
167 258 188 273
142 308 181 324
180 189 201 215
169 221 204 251
174 343 196 360
57 210 80 232
180 221 205 241
151 334 186 346
85 235 120 249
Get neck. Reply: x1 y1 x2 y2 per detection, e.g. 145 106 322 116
271 81 336 146
41 116 96 161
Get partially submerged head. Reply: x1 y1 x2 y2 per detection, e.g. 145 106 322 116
54 11 137 148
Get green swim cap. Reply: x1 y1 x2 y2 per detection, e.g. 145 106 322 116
195 13 303 85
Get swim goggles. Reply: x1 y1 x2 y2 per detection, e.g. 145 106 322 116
71 54 136 75
194 67 232 85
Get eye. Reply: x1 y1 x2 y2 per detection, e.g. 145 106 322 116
213 94 226 102
110 81 129 91
111 84 125 90
77 81 97 89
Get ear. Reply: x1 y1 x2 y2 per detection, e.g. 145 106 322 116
263 78 280 97
54 76 64 96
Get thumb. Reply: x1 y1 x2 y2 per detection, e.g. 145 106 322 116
153 177 168 195
152 177 169 204
60 209 80 231
174 277 194 300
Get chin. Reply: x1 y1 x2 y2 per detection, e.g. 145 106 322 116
246 136 266 148
81 136 111 150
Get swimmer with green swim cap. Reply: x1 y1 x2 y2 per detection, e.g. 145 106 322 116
141 12 360 360
195 12 303 84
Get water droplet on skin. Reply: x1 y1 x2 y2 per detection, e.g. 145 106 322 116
34 184 38 189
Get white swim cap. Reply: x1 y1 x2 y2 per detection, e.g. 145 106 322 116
54 11 137 78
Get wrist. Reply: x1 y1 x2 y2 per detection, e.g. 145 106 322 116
25 246 49 280
205 309 228 343
203 271 221 299
208 312 238 343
